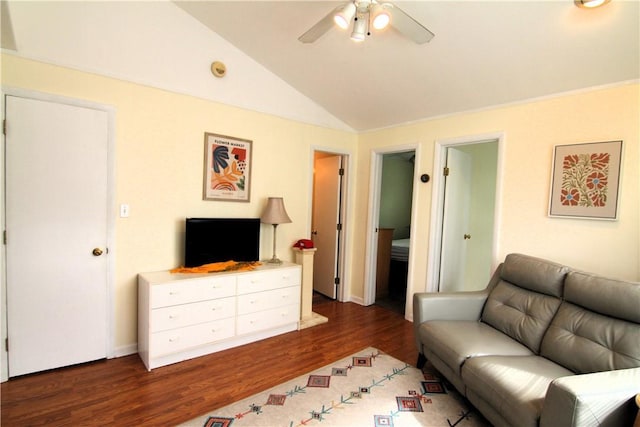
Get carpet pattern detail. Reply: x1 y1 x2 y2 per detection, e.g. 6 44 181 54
180 348 489 427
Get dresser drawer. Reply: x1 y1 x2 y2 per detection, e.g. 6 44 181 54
150 317 235 356
237 303 300 335
237 266 301 295
151 275 236 308
151 296 235 332
237 286 301 315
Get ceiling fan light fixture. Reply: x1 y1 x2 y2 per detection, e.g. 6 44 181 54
371 4 390 30
350 15 367 41
334 2 357 29
574 0 611 8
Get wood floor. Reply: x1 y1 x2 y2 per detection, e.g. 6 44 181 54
1 299 417 426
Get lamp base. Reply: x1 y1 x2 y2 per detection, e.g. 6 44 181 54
267 256 283 265
267 223 283 265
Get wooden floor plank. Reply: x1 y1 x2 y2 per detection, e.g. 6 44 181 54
1 301 416 426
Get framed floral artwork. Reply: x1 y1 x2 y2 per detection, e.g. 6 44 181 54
549 140 622 220
203 132 252 202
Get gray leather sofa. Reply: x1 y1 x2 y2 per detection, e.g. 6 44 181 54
413 253 640 427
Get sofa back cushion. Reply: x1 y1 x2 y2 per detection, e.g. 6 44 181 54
481 254 568 353
540 272 640 373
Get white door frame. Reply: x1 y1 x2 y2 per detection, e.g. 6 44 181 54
364 143 420 318
309 146 352 302
1 87 116 382
425 132 505 293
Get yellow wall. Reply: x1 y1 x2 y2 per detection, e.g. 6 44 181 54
1 54 357 351
2 53 639 352
354 83 639 313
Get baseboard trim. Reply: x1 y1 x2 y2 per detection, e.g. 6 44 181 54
349 296 365 305
113 343 138 358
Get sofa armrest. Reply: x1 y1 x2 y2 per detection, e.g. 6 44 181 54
540 367 640 427
412 290 489 352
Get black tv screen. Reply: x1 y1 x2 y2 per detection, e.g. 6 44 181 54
184 218 260 267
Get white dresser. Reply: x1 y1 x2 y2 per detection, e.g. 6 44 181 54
138 262 301 370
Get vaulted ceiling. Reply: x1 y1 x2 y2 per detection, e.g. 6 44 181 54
2 1 639 132
175 1 639 131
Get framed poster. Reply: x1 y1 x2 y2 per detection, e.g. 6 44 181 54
203 132 252 202
549 140 622 220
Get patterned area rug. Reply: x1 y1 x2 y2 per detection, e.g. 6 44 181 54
180 347 489 427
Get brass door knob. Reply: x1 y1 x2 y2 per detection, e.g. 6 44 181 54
464 234 471 240
92 248 104 256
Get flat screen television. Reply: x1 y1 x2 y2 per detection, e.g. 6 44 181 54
184 218 260 267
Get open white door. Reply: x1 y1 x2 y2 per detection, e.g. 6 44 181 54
311 155 341 299
439 148 472 292
5 95 109 377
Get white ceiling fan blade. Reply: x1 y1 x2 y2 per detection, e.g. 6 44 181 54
298 7 340 43
389 4 434 44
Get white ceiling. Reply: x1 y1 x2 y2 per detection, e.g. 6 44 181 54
2 1 638 133
175 0 640 131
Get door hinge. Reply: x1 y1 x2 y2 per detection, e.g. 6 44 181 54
336 223 342 231
443 167 450 176
5 338 8 352
334 277 340 286
3 230 6 245
338 168 344 176
2 119 6 136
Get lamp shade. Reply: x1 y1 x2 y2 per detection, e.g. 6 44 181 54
350 15 367 41
260 197 292 225
334 2 356 29
371 4 390 30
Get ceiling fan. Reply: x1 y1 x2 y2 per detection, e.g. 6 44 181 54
298 0 434 44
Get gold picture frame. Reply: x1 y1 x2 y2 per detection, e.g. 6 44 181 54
549 140 622 220
203 132 252 202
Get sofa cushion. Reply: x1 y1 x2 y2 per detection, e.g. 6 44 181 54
540 302 640 373
481 281 563 353
564 271 640 323
419 320 533 376
462 355 574 427
500 253 568 297
480 254 568 353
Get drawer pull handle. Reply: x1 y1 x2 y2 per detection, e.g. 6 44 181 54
169 314 178 319
169 337 180 342
169 291 179 296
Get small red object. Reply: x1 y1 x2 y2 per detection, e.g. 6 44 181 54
293 239 314 249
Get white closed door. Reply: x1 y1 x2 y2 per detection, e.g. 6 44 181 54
5 95 109 377
439 148 472 293
311 155 341 299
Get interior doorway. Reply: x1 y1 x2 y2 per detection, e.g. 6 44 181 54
364 145 419 319
311 150 348 301
375 151 415 314
427 133 503 293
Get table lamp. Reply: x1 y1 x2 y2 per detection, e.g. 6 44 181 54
260 197 292 264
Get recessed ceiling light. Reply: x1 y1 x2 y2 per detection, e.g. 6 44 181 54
574 0 611 9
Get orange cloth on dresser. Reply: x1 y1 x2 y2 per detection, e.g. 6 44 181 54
170 260 262 274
